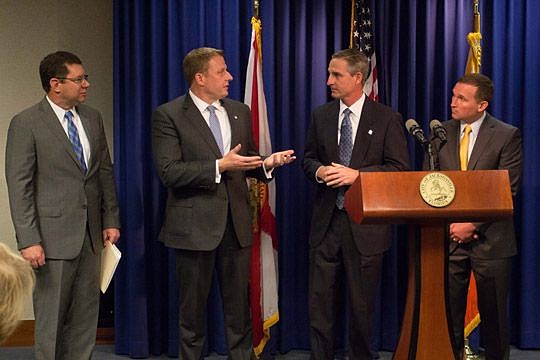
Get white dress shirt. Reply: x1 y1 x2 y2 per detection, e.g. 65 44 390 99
315 94 367 182
460 112 486 161
338 93 366 146
46 96 91 166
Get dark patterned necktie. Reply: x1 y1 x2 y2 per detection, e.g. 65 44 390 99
65 111 87 174
336 108 353 209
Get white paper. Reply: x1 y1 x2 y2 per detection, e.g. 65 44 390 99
100 242 121 293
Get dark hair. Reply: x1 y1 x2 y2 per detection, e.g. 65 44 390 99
39 51 82 93
331 48 369 84
457 73 494 103
182 47 225 87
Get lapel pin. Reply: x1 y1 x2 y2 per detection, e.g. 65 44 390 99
368 129 373 135
234 115 238 119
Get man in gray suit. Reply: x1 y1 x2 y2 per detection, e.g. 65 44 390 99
433 73 522 359
5 51 120 359
152 47 294 359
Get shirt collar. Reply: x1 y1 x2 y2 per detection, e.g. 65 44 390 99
460 112 486 135
339 93 366 118
189 89 223 114
46 96 77 121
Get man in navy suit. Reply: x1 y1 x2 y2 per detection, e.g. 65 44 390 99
302 48 409 360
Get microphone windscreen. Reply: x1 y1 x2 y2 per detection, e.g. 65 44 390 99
405 119 419 132
430 119 443 130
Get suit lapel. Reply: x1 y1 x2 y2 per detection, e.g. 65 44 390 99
468 114 495 170
349 98 375 169
221 99 240 149
326 101 340 163
39 98 85 172
77 107 97 174
445 120 461 170
182 94 222 157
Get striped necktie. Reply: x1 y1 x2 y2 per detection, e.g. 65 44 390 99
65 111 87 174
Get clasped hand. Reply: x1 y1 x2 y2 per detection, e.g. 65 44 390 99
318 162 359 188
449 222 478 244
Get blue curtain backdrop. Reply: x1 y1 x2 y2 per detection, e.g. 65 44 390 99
113 0 540 357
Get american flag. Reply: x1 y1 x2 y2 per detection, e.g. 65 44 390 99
351 0 379 101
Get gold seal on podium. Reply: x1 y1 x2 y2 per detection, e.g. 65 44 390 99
419 172 456 208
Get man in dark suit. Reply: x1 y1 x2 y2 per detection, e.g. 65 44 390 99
5 51 120 359
302 48 410 360
433 73 522 360
151 47 294 359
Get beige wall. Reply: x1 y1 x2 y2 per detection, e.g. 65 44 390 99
0 0 113 319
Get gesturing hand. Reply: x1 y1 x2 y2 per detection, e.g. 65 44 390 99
263 150 296 169
218 144 263 172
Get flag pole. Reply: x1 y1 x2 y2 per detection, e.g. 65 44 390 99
464 3 482 358
349 0 355 48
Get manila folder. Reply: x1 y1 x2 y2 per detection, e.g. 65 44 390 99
100 242 121 293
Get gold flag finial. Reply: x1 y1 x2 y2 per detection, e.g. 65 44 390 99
473 0 480 33
254 0 260 19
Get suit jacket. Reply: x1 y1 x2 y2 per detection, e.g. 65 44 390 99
152 94 269 251
5 97 120 259
434 113 522 259
302 97 410 255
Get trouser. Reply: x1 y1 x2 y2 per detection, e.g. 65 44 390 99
448 247 511 360
309 208 383 360
175 215 254 360
34 231 100 360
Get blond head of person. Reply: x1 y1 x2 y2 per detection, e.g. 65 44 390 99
0 242 35 343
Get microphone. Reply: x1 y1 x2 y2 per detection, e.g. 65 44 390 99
405 119 428 145
430 119 447 144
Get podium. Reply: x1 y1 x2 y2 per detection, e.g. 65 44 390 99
344 170 513 360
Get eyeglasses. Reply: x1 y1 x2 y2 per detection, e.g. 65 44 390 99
56 74 89 84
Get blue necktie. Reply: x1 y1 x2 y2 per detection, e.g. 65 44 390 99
336 108 353 209
65 111 87 174
207 105 224 155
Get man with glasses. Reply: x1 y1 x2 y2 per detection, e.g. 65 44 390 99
5 51 120 359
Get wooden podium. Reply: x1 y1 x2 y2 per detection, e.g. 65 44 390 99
344 170 513 360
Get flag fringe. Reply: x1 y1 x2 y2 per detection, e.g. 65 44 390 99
254 311 280 357
464 313 481 338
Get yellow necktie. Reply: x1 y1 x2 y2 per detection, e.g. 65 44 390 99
460 124 472 171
